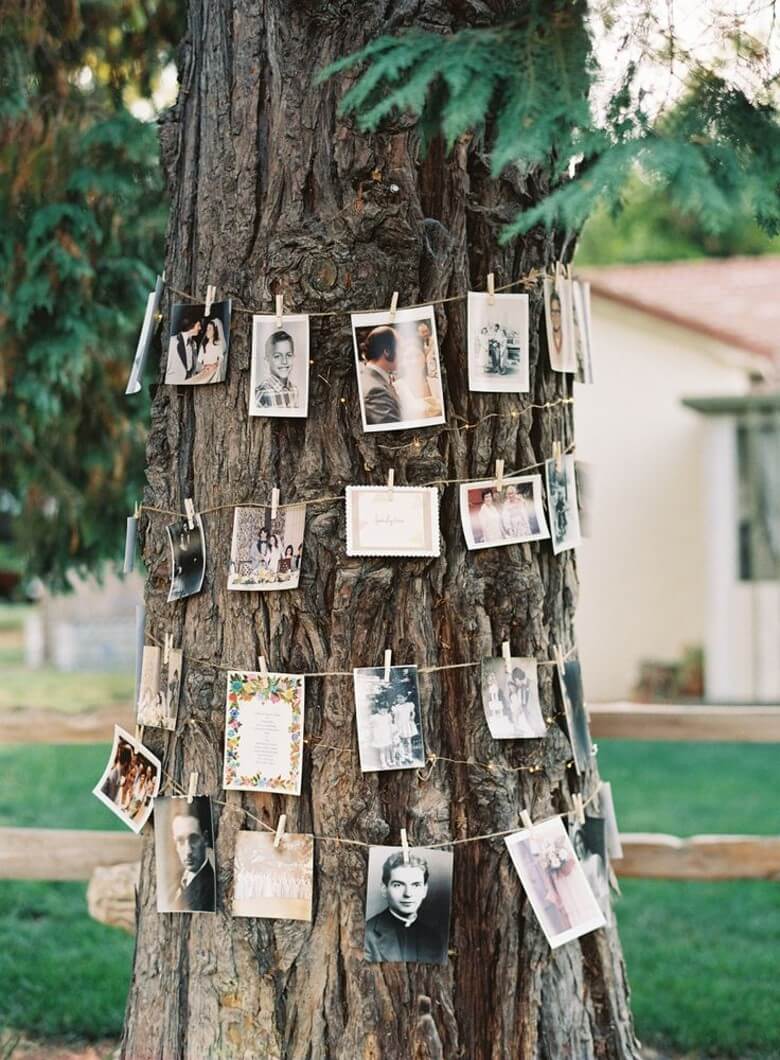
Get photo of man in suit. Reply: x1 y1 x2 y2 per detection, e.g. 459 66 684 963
155 796 216 913
360 325 401 426
165 307 203 384
364 849 450 964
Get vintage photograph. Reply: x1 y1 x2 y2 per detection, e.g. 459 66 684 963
161 647 183 730
545 454 582 555
351 305 446 432
505 816 605 948
223 670 305 795
136 645 162 728
345 486 439 557
460 475 549 551
597 781 623 861
480 657 546 739
250 313 310 417
228 503 305 591
92 725 161 834
572 279 594 384
154 796 216 914
233 831 314 921
126 274 163 395
467 290 530 392
557 658 593 774
166 514 207 602
164 299 231 385
570 815 611 923
543 276 575 373
353 665 425 773
364 845 453 964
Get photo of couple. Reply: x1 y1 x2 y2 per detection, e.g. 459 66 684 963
228 504 306 591
351 305 446 432
467 291 530 392
164 299 231 385
460 475 549 550
481 657 546 739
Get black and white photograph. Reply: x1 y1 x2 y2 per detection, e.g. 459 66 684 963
569 814 612 923
166 514 207 602
154 796 216 913
249 313 310 417
467 290 529 392
572 279 594 384
364 845 453 965
126 274 163 395
228 503 306 591
557 657 593 775
92 725 161 834
545 453 582 554
480 657 546 739
351 305 445 432
136 645 162 728
162 647 183 731
353 665 425 773
597 781 624 860
345 486 439 557
233 831 314 921
164 299 231 385
459 475 549 551
505 816 605 949
543 276 575 373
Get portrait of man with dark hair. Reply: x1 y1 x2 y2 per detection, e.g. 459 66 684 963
155 796 216 914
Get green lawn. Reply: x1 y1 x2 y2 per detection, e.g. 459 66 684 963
0 739 777 1053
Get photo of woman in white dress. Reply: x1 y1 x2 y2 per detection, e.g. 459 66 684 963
354 665 425 772
480 657 546 739
190 317 228 384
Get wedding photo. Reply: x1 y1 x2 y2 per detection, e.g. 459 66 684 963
364 845 453 965
136 645 162 728
154 796 216 914
545 454 582 554
126 274 163 395
233 831 314 921
228 503 305 591
345 485 439 557
164 299 231 385
460 475 549 550
467 290 530 392
557 657 593 775
480 657 546 739
353 665 425 773
570 815 611 923
505 816 605 949
166 514 206 602
351 305 446 432
572 279 594 384
543 277 575 373
223 670 305 795
249 313 310 417
92 725 161 834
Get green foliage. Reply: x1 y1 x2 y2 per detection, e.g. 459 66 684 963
323 2 780 245
0 1 182 588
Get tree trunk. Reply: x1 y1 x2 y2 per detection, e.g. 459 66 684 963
125 2 639 1057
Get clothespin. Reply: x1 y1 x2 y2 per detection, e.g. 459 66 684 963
258 656 269 685
275 294 283 329
383 649 392 682
270 487 280 521
573 793 585 825
187 771 198 804
135 724 144 743
502 640 512 674
520 810 533 830
204 284 216 316
494 458 505 494
184 498 196 531
552 441 563 473
134 501 141 519
389 291 399 322
386 468 395 494
487 272 495 306
400 827 410 864
163 632 173 666
274 814 287 849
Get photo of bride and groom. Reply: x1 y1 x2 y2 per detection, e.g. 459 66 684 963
165 300 231 386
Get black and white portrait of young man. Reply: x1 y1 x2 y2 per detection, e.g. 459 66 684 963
155 796 216 913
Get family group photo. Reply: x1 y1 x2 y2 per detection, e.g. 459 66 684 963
164 299 231 385
353 665 425 772
480 657 546 739
92 726 161 834
460 476 549 550
228 504 305 591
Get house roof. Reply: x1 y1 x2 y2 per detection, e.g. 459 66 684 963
582 256 780 365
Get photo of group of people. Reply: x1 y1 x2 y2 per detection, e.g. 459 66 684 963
93 725 161 834
233 831 314 921
480 657 546 739
250 314 310 417
544 276 593 382
353 665 425 773
352 306 445 432
460 475 549 550
166 514 207 602
545 454 582 554
467 291 530 392
228 504 305 591
136 644 182 731
164 300 231 385
154 796 216 913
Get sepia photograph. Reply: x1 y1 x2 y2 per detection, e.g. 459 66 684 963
223 670 305 795
233 831 314 921
460 475 549 551
570 814 612 924
467 290 530 392
345 486 439 557
557 657 593 775
164 299 231 385
597 781 624 861
351 305 445 432
136 645 162 728
543 276 575 373
505 816 605 948
480 656 546 739
228 503 305 591
161 648 183 731
166 514 207 602
250 313 310 417
364 845 453 964
155 796 216 914
545 454 582 555
92 725 161 834
125 274 163 395
353 665 425 773
572 279 594 384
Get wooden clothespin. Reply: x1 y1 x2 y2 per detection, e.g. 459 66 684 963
135 724 144 743
494 458 505 494
258 656 269 685
386 468 395 494
383 649 392 682
274 814 287 849
163 632 173 666
270 487 280 521
204 284 216 317
134 501 141 519
389 291 399 322
275 294 284 329
400 827 410 864
552 441 563 473
187 771 198 804
502 640 512 674
184 498 196 531
487 272 495 306
520 809 533 830
572 793 585 826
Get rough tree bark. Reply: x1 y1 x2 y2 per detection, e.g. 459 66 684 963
124 2 639 1057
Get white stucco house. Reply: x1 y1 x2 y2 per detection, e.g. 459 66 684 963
574 257 780 703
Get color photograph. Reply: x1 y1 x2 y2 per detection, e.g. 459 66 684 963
92 725 161 834
228 504 305 591
164 299 231 385
460 475 549 550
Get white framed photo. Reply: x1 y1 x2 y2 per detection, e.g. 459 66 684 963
351 305 445 432
126 275 163 395
345 486 439 557
545 454 582 555
223 670 305 795
467 291 529 392
92 725 161 834
480 656 545 739
250 313 310 417
233 831 314 921
228 504 306 592
459 475 549 550
353 665 425 772
544 277 575 373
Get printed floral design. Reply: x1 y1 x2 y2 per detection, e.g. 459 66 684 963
223 670 304 793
